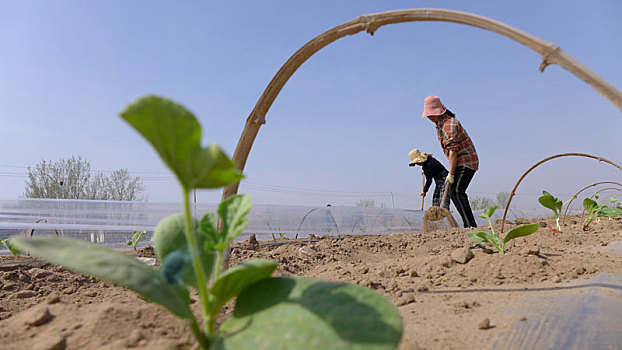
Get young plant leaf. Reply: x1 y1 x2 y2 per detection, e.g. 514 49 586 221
199 212 219 251
214 277 402 350
478 205 498 219
1 238 23 256
218 194 252 248
120 95 243 189
473 231 496 244
598 206 622 218
471 231 503 253
12 236 194 320
583 198 598 214
467 231 487 242
153 214 214 288
503 223 540 244
538 192 561 214
210 258 278 313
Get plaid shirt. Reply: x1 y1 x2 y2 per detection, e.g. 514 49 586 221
435 115 479 171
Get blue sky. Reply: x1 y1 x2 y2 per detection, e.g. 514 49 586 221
1 1 621 209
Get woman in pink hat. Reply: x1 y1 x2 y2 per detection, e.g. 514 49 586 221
422 96 479 228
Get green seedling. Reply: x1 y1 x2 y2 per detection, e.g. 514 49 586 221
13 96 402 350
127 230 148 251
467 206 539 255
538 190 563 233
1 238 23 256
597 206 622 219
583 197 600 230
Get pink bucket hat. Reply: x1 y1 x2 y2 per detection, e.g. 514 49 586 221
421 96 447 118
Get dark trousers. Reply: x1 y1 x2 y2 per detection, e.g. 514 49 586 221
432 180 450 209
449 166 478 228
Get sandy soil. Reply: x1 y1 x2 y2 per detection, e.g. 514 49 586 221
1 214 621 350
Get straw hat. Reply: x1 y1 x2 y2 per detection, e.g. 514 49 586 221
422 95 447 118
408 149 428 165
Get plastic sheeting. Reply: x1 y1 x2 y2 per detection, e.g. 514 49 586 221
0 198 580 250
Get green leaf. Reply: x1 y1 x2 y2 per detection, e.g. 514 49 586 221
1 238 23 256
538 192 561 214
12 236 193 320
473 231 496 244
218 194 252 248
608 197 619 203
120 95 243 189
470 231 503 253
199 212 219 251
583 198 599 214
153 214 214 288
597 206 622 218
210 258 278 313
503 224 540 244
478 206 498 219
467 231 487 242
214 277 402 350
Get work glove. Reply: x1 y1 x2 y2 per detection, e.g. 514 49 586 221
445 174 454 185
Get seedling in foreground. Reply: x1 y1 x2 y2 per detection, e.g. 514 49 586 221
538 190 563 233
467 206 539 255
127 230 148 251
13 96 402 350
1 238 23 256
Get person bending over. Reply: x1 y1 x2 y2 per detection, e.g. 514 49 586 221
421 95 479 228
408 149 450 209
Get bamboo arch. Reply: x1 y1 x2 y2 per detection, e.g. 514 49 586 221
222 8 622 201
591 187 622 200
561 181 622 226
501 153 622 233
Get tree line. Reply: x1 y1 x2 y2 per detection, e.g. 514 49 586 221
24 156 146 201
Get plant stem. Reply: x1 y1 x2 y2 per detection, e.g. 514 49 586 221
189 317 210 349
214 250 223 281
182 189 212 337
488 217 504 254
206 250 225 335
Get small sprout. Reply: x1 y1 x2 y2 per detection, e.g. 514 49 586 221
467 206 539 255
583 198 600 231
538 190 563 233
127 230 148 251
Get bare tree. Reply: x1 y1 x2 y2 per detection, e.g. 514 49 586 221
24 156 146 201
356 199 375 207
469 196 495 211
106 169 146 201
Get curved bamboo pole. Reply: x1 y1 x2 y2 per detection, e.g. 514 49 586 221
222 8 622 201
592 187 622 198
501 153 622 233
561 181 622 226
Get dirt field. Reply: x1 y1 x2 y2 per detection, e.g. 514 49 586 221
1 214 621 350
